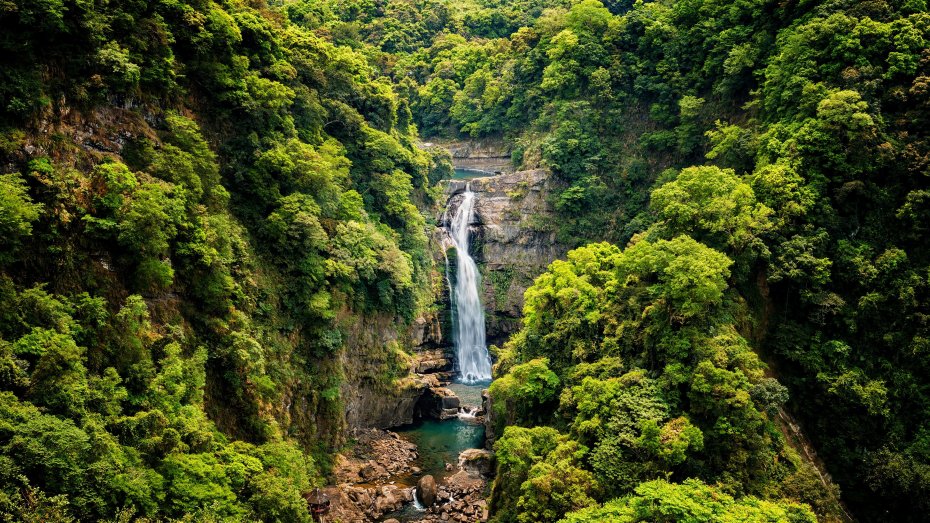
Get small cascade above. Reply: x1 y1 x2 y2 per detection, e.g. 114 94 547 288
444 182 493 384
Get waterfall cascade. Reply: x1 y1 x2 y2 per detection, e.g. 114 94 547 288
445 183 493 384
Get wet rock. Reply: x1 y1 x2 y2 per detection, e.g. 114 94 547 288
401 487 414 502
483 388 496 447
417 475 438 507
416 349 453 373
349 485 373 505
418 387 461 420
339 314 435 431
464 169 567 346
375 485 405 514
459 448 495 477
332 429 418 484
411 313 444 350
359 460 386 481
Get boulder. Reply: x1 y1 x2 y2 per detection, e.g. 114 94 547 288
417 387 461 420
417 475 438 507
459 449 495 477
375 486 403 513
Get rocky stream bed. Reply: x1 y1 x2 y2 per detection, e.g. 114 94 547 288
320 408 494 522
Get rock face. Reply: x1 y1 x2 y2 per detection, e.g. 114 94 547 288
426 138 512 173
445 169 567 346
417 475 438 507
339 305 456 431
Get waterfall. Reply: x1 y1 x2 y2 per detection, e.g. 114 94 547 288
445 183 492 384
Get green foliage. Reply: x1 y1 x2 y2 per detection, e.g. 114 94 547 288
650 165 773 262
1 0 929 520
488 358 560 432
559 479 817 523
0 0 439 519
491 426 598 523
489 232 824 520
0 285 323 521
394 3 930 516
0 172 41 265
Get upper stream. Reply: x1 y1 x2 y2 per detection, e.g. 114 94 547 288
451 167 492 180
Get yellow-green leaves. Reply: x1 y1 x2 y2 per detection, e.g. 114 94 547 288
558 479 817 523
651 165 773 256
0 172 42 265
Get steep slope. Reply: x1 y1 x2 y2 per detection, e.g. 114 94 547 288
0 1 449 520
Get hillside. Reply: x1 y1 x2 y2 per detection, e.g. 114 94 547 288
1 1 929 522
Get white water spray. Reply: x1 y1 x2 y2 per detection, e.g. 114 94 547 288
445 183 492 384
457 405 480 420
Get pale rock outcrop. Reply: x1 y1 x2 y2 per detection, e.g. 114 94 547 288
459 448 495 477
424 138 512 173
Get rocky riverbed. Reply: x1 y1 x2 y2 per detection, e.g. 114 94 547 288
321 423 494 522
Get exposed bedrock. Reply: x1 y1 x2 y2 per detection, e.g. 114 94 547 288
424 137 513 173
342 169 564 432
445 169 567 347
340 310 455 430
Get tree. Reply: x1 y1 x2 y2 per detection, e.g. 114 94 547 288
650 165 772 259
489 358 561 432
492 426 598 523
0 173 41 265
558 479 817 523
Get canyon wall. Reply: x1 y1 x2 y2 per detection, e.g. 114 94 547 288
445 170 567 347
426 138 513 173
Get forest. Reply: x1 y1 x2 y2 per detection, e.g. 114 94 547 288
0 0 928 522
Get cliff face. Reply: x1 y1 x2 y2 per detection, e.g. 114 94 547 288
427 138 513 173
445 170 567 347
338 306 456 431
338 228 456 431
341 169 566 431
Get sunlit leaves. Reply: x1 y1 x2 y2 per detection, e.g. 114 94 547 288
559 479 817 523
0 172 42 265
651 165 773 256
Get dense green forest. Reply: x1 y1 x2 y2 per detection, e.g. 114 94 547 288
1 0 929 521
0 0 448 519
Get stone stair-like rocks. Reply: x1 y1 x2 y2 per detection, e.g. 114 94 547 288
423 138 513 173
416 387 462 420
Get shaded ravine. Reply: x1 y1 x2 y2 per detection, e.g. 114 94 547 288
379 182 497 522
329 169 565 522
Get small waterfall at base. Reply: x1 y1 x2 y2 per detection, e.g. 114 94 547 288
445 182 492 384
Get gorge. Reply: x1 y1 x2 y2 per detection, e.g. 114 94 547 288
321 164 555 523
1 1 927 522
